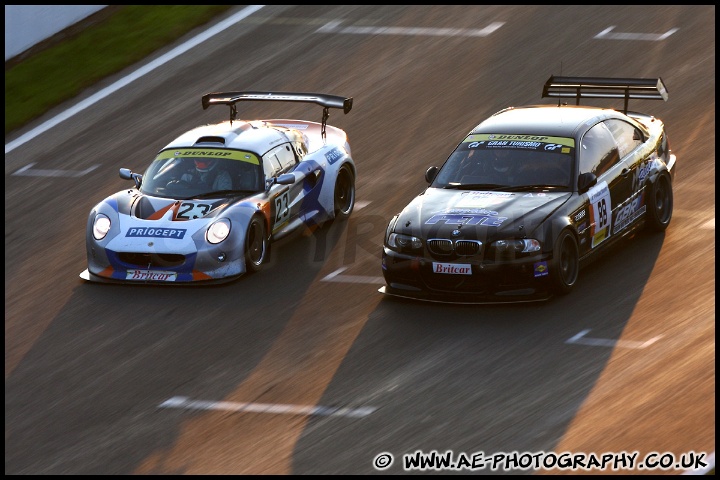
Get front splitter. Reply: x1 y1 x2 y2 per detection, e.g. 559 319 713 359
378 285 552 305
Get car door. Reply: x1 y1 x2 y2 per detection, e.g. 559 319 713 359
604 118 648 236
264 145 303 235
578 122 627 251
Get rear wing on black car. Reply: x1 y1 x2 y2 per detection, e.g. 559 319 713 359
201 91 353 139
542 76 668 114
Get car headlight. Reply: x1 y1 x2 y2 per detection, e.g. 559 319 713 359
92 214 111 240
387 232 423 252
491 238 541 254
207 218 231 244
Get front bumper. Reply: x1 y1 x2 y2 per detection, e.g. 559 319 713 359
381 247 553 304
84 242 245 285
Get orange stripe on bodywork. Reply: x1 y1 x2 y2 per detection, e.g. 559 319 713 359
260 201 272 231
192 271 214 281
148 202 179 220
99 266 115 278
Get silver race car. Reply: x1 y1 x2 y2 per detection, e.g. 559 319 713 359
81 91 355 284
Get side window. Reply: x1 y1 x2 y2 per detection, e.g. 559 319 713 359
276 144 297 172
604 119 643 158
292 140 308 161
262 150 283 179
286 130 309 161
579 123 620 177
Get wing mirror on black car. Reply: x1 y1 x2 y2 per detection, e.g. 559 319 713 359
577 172 597 193
425 166 439 184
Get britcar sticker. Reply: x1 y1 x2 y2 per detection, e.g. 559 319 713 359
126 270 177 281
432 263 472 275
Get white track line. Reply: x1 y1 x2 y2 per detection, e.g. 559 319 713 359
566 329 662 349
5 5 266 154
594 26 678 41
158 396 376 418
322 267 384 284
316 20 505 37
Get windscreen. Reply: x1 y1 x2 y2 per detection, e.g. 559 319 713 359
432 134 575 191
139 148 264 198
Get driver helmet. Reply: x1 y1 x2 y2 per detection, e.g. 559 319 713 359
194 158 218 173
491 149 512 173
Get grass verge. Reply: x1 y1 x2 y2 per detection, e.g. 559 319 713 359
5 5 233 136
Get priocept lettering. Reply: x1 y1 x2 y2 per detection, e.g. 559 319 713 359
126 227 186 239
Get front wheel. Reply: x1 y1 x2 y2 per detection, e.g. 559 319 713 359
245 216 268 273
646 173 673 232
333 165 355 221
549 229 579 295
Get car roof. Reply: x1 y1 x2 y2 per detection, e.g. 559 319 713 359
470 104 628 139
161 120 290 154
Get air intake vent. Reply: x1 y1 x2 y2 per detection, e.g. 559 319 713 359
428 239 453 255
194 136 225 145
455 240 482 256
427 239 483 257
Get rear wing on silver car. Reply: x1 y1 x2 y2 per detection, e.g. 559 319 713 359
542 76 668 114
201 91 353 139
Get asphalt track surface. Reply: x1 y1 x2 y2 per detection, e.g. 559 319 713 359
5 5 715 475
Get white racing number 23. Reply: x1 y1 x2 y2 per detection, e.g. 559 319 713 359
177 202 212 220
274 191 290 224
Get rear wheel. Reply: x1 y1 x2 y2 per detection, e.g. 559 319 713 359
245 216 268 273
550 229 579 295
646 173 673 232
333 165 355 221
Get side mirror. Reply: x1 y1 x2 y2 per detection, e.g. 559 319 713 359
266 173 295 192
119 168 142 188
276 173 295 185
577 172 597 193
425 166 439 184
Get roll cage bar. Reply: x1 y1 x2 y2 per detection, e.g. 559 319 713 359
201 91 353 140
542 76 668 114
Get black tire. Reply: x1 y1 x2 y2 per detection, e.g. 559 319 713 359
550 229 579 295
646 173 673 232
245 216 268 273
333 165 355 221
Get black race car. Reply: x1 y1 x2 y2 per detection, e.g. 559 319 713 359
381 76 675 303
